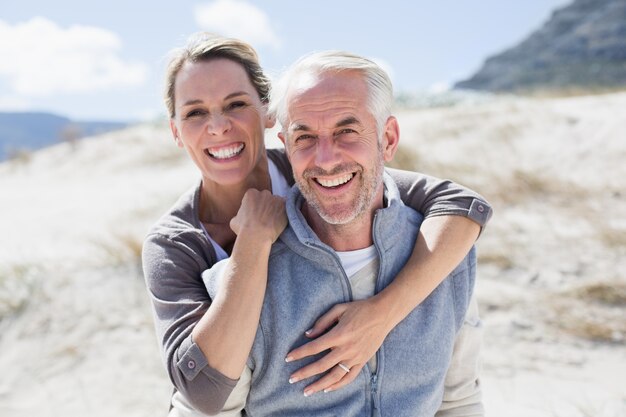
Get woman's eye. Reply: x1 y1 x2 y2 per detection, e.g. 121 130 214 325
227 101 247 110
185 109 206 118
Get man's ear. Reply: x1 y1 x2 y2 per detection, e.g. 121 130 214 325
169 119 184 148
381 116 400 163
277 131 291 160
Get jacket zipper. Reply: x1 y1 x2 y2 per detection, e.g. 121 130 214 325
371 373 379 414
370 211 383 416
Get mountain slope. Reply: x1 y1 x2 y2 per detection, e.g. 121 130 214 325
0 112 128 160
455 0 626 93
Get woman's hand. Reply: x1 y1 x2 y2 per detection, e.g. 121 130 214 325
285 297 393 396
230 189 287 244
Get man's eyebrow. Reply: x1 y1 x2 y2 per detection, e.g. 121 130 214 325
290 117 361 132
290 123 311 132
335 116 361 128
181 91 250 107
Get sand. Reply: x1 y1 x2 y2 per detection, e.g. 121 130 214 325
1 93 624 416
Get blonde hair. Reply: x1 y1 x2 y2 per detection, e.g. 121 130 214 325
164 32 271 118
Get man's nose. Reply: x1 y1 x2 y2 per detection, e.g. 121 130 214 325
314 136 341 169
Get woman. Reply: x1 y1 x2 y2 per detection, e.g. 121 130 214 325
142 32 492 416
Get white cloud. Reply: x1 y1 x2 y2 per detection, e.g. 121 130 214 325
0 17 148 97
194 0 281 49
0 94 31 111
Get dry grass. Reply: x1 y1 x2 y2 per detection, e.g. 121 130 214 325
524 85 626 99
595 221 626 248
386 144 421 171
91 231 145 269
569 281 626 307
0 263 40 320
5 148 33 165
546 281 626 343
477 252 516 270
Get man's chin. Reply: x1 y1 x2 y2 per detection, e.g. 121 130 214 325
312 204 359 225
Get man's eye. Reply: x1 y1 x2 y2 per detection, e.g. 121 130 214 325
295 134 314 142
337 128 356 135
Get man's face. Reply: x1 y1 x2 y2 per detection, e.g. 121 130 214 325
279 70 398 226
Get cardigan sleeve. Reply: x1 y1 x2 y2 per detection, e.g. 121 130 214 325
385 168 493 230
142 230 239 415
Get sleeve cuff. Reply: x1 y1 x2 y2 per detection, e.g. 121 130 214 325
467 198 492 227
177 337 209 381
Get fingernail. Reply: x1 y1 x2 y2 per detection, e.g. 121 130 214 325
323 388 333 393
285 356 293 362
304 389 313 397
304 328 313 335
289 376 299 384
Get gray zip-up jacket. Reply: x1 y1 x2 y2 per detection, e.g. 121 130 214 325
142 148 492 415
204 172 477 416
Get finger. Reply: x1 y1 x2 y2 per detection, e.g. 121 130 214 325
286 332 335 362
323 363 364 393
301 364 351 397
288 348 344 383
304 304 346 338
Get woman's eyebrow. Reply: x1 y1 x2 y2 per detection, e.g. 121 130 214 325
181 91 251 107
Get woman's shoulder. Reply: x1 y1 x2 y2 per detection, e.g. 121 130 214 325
143 182 217 275
145 181 205 243
267 147 294 186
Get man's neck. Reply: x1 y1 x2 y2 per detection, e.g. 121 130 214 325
303 204 373 251
301 201 378 252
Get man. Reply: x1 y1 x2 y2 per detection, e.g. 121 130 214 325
204 50 484 416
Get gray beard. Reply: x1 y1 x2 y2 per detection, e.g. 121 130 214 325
296 147 385 225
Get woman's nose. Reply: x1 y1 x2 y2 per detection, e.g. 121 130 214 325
206 112 231 135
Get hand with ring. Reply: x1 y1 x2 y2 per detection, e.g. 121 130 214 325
337 363 351 373
285 297 393 396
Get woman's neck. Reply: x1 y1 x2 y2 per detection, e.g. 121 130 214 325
198 159 272 225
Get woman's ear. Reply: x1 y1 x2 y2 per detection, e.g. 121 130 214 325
169 119 184 148
264 105 276 129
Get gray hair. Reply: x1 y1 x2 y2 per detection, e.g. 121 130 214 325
269 50 394 137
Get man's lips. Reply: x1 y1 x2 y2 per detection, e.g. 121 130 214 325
204 143 245 160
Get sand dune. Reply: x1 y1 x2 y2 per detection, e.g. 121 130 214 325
1 93 624 416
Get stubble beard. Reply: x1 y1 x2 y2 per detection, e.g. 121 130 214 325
296 146 385 226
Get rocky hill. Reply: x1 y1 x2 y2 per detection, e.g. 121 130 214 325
455 0 626 93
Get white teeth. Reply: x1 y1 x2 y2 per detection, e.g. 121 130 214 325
317 173 354 188
208 144 244 159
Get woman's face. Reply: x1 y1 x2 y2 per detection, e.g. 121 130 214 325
170 58 274 186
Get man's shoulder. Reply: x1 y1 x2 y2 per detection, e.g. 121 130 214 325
269 227 300 260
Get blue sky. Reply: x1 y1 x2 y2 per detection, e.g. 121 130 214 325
0 0 569 122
